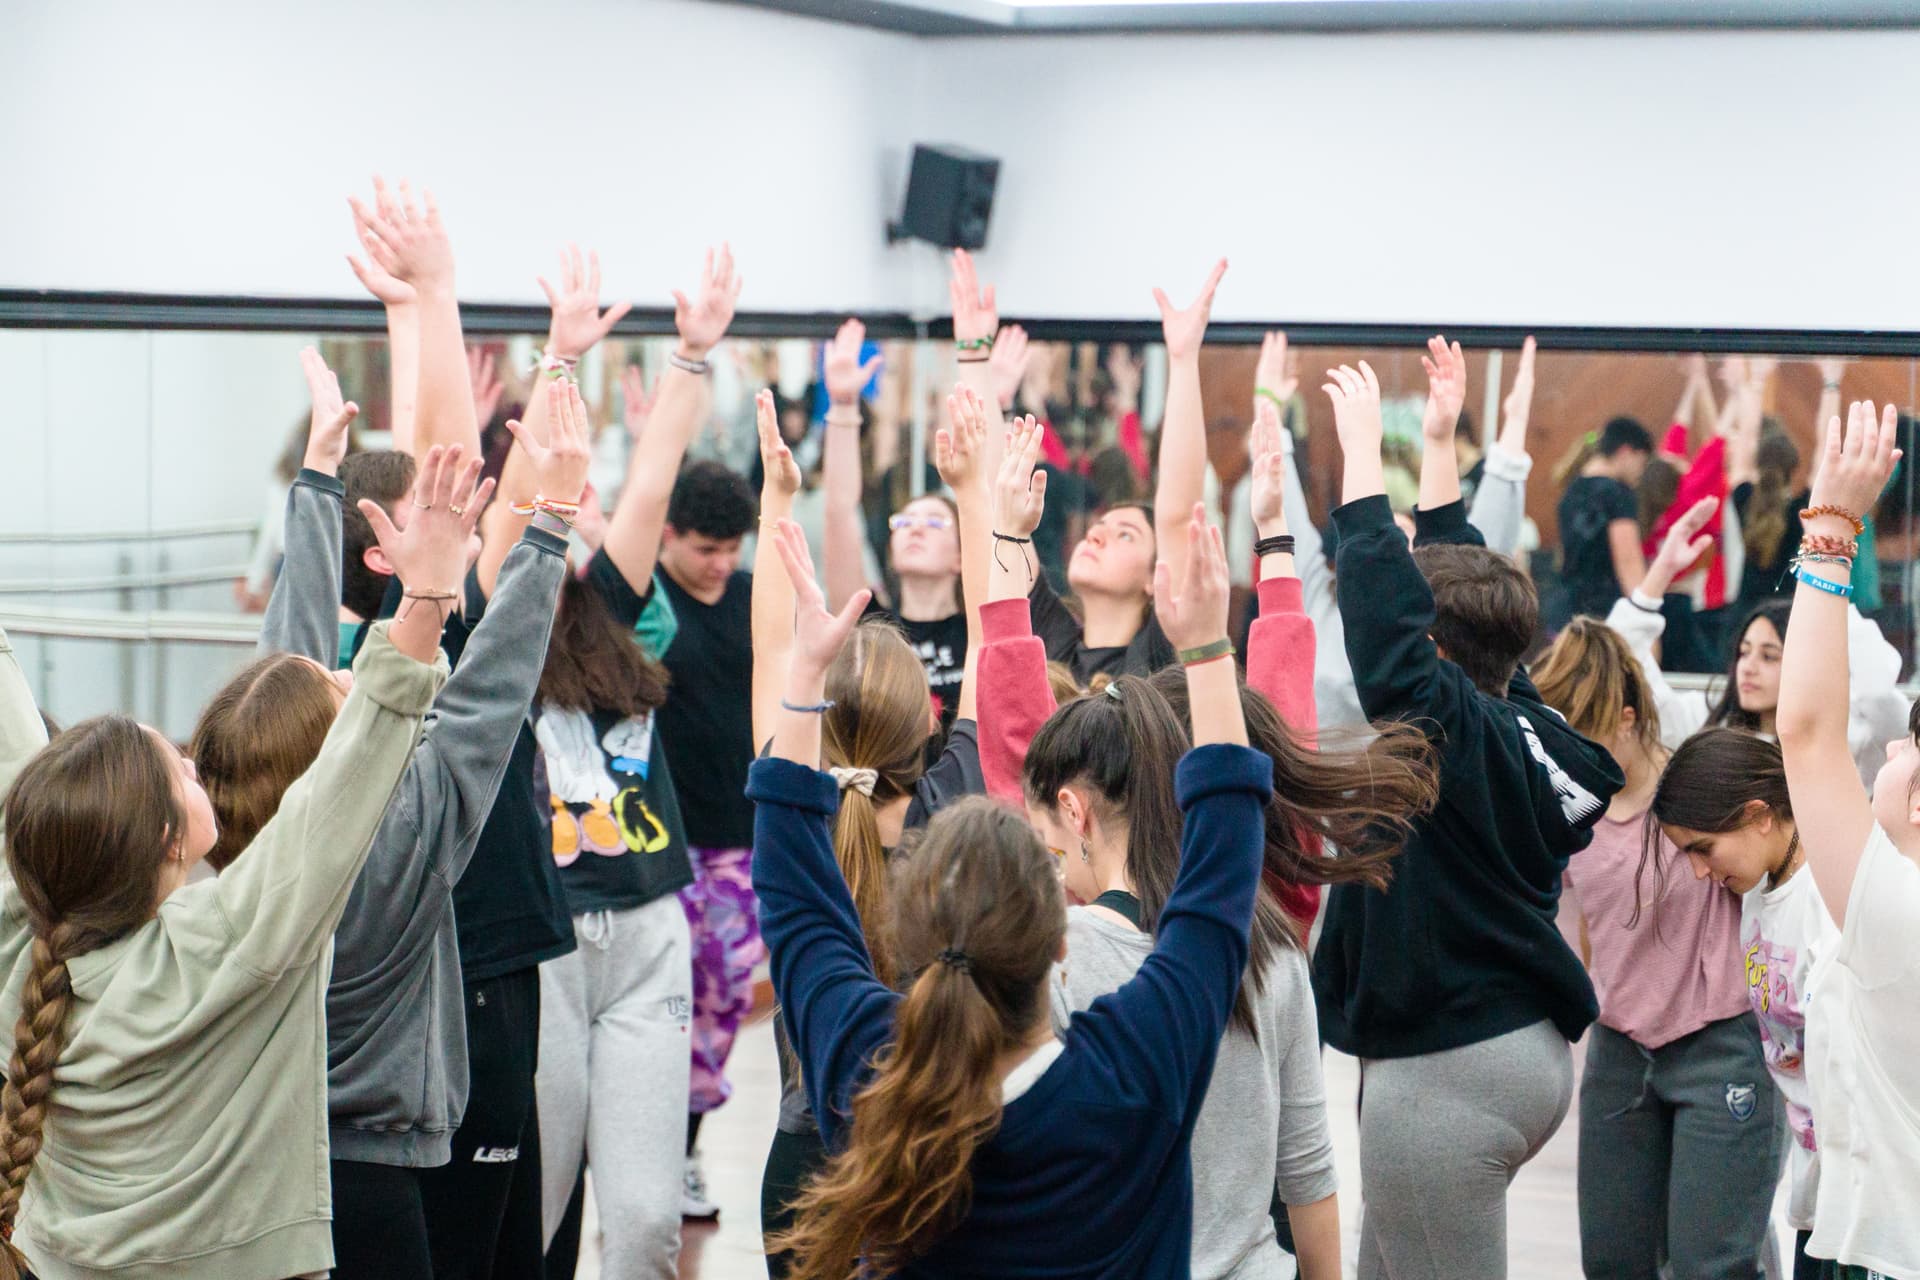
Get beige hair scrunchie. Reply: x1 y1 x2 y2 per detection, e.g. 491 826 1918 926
829 766 879 798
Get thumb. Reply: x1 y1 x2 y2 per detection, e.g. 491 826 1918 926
503 418 544 460
1152 287 1173 318
327 404 359 435
357 499 402 560
1029 468 1048 505
1153 560 1174 614
599 300 633 332
831 589 872 635
860 355 884 383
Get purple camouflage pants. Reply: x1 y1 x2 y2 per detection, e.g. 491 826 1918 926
679 844 765 1113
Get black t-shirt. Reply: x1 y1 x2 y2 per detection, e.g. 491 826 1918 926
1026 573 1175 684
1732 482 1808 609
656 568 756 848
863 601 968 734
534 552 695 915
364 573 577 983
1557 474 1638 620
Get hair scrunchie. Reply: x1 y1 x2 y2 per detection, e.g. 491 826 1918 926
830 766 879 798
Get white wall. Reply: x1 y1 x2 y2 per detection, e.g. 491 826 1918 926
0 0 925 312
915 28 1920 330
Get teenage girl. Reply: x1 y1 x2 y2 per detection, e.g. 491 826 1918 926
1604 496 1909 783
0 446 480 1280
1556 416 1656 619
752 506 1271 1276
1773 400 1920 1278
1533 614 1779 1279
753 386 989 1276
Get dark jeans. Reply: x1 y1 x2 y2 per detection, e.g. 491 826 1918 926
420 967 545 1280
1578 1016 1781 1280
761 1126 830 1280
331 1159 432 1280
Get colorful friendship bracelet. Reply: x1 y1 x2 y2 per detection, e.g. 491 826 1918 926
1799 504 1865 536
955 335 995 352
1799 532 1858 560
509 495 584 524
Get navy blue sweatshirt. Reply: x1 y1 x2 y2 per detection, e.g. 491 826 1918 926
747 744 1271 1278
1315 495 1624 1060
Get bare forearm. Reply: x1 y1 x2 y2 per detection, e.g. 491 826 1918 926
1184 656 1247 748
954 489 990 721
1156 354 1207 590
411 285 480 461
822 412 869 611
1418 432 1462 511
752 490 799 749
1286 1194 1342 1280
958 357 1007 486
386 304 420 454
605 365 703 588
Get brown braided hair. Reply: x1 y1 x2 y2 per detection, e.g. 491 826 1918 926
0 714 183 1272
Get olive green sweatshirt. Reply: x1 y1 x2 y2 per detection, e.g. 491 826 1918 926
0 622 447 1280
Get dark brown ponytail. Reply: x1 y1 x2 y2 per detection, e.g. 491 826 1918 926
770 799 1063 1277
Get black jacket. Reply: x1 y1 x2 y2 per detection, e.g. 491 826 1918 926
1313 495 1623 1059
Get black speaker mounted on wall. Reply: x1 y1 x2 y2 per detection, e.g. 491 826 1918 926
887 143 999 251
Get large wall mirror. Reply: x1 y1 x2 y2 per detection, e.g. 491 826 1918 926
3 317 1914 740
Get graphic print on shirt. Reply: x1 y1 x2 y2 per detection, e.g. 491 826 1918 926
915 634 961 721
1744 928 1816 1152
535 706 672 865
1513 713 1604 824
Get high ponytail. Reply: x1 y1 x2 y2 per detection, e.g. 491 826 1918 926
821 622 933 985
771 799 1064 1277
0 715 183 1273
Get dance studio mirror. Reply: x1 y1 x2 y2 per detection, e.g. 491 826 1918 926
2 323 1915 739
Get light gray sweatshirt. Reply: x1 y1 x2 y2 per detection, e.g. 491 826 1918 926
261 469 566 1166
1050 906 1337 1280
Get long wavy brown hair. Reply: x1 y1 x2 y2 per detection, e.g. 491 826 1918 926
537 572 670 716
770 798 1063 1278
1531 616 1664 759
0 716 183 1278
821 621 931 985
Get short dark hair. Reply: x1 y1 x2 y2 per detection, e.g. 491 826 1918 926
666 460 755 540
1413 543 1538 697
1598 416 1654 457
340 450 417 620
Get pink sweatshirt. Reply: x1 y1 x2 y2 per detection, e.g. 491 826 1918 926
976 575 1322 927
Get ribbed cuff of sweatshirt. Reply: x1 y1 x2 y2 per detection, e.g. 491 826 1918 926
1412 499 1470 543
1256 576 1304 618
1331 493 1395 538
1174 744 1273 810
981 596 1034 643
294 467 346 498
521 522 569 557
352 623 451 716
1483 444 1533 482
746 756 840 816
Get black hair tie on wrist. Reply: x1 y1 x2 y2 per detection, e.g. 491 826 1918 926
992 532 1034 582
1254 534 1296 558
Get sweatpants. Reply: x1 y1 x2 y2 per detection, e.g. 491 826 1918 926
1357 1019 1574 1280
1578 1016 1780 1280
761 1125 831 1279
679 843 764 1114
330 1160 431 1280
537 897 693 1280
420 966 545 1280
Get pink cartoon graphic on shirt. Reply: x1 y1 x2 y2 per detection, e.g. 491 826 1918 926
1745 932 1815 1152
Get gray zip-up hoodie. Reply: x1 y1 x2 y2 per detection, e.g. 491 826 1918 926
260 469 565 1166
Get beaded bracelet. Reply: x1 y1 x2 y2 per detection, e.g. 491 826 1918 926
1791 564 1853 599
668 351 710 375
955 335 995 353
1799 532 1858 560
1800 504 1865 536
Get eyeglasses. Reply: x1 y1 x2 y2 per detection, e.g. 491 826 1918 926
889 514 954 533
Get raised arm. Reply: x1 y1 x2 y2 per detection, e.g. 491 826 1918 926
1778 400 1903 924
0 628 48 805
752 390 805 751
1469 336 1535 555
935 386 992 723
1416 335 1468 513
346 176 419 453
348 184 477 463
1152 259 1228 596
950 249 1009 485
259 348 359 663
977 413 1057 803
822 319 885 612
1245 400 1316 733
215 446 486 976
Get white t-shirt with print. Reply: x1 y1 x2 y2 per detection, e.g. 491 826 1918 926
1740 866 1839 1230
1805 822 1920 1276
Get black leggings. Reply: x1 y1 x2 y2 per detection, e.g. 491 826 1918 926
330 1160 432 1280
761 1126 830 1279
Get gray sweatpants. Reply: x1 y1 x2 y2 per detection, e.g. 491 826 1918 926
1577 1015 1781 1280
536 896 693 1280
1357 1019 1574 1280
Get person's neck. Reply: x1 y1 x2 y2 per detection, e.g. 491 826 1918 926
1581 457 1615 480
1079 590 1146 650
993 1015 1061 1082
895 572 958 622
1083 836 1137 927
663 557 725 606
1756 708 1777 738
874 794 910 849
1607 740 1664 822
1767 823 1804 890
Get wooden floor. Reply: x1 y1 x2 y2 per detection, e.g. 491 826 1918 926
573 1011 1610 1279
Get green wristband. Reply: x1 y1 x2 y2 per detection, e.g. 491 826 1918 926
1254 387 1288 410
1177 638 1236 667
955 335 995 352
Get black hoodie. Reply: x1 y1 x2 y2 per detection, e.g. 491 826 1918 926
1314 495 1624 1060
